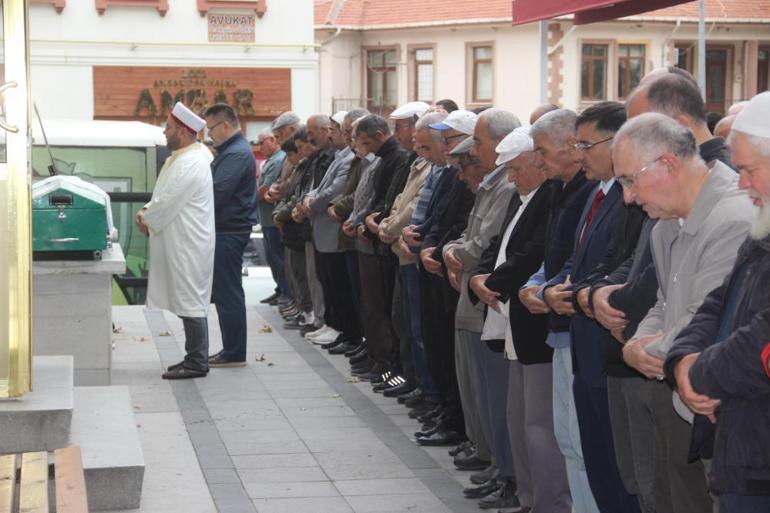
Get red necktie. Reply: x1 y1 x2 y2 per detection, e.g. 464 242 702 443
579 189 605 245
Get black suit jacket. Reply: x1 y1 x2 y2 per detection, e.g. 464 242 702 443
472 181 557 365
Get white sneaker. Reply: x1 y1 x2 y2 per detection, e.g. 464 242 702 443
309 328 340 345
305 325 330 340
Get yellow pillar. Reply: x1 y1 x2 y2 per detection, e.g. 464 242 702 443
0 0 32 398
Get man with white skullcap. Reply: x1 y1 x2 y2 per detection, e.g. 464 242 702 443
469 126 567 513
664 91 770 513
136 102 215 379
390 101 430 155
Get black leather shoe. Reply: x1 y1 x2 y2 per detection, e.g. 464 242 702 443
454 453 492 471
350 361 371 375
415 429 464 446
321 339 342 350
478 479 519 510
403 393 427 408
329 342 359 355
448 440 473 457
396 387 423 404
470 464 498 485
464 478 500 498
383 381 415 398
162 366 208 379
167 360 185 372
345 344 365 358
349 350 368 365
260 292 280 304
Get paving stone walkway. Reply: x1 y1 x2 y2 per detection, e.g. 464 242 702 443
110 269 477 513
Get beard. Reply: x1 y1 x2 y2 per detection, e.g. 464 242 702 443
750 200 770 240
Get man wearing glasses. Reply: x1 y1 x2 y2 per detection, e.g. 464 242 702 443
614 112 754 513
203 103 258 368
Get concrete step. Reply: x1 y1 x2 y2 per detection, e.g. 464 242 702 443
0 355 73 453
69 386 145 511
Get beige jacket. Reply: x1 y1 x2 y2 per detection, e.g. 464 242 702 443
379 158 432 264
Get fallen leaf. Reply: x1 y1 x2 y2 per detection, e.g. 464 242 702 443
112 325 123 334
159 331 171 337
267 362 275 367
134 404 144 410
259 324 273 333
346 376 360 383
255 354 266 362
136 336 150 342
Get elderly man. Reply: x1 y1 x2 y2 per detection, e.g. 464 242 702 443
519 109 599 513
137 103 214 379
298 112 360 346
265 111 301 206
541 104 639 513
203 103 257 368
615 113 754 513
470 127 568 513
391 101 430 158
443 108 520 509
663 92 770 513
256 128 290 306
351 115 410 379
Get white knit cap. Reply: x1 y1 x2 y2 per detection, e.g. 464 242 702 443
331 111 348 126
732 91 770 139
390 101 430 120
495 126 533 166
171 102 205 133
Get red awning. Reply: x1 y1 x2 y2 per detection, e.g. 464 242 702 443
512 0 692 26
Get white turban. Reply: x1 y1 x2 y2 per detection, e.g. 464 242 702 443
731 91 770 139
171 102 205 134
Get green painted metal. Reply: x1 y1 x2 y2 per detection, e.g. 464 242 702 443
32 187 108 254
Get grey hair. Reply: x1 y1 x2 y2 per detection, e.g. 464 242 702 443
728 131 770 159
308 114 332 129
478 108 521 141
529 109 577 146
346 108 370 123
415 111 447 132
614 112 699 164
355 115 391 138
271 111 300 130
257 127 274 141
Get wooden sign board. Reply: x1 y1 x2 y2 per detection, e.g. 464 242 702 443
93 66 291 122
208 12 255 43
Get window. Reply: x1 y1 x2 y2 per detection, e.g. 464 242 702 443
675 44 694 74
470 45 493 104
618 44 645 99
759 46 770 93
412 47 434 103
366 48 398 114
581 44 608 101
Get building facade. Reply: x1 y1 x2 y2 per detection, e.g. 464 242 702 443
28 0 318 135
315 0 770 118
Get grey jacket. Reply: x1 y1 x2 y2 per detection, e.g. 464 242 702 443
640 161 756 358
443 164 517 332
347 153 380 255
306 146 355 253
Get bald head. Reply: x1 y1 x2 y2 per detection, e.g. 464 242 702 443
529 103 560 125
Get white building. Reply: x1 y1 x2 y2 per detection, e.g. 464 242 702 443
28 0 318 135
315 0 770 118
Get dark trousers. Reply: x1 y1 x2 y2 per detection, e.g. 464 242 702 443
262 226 289 298
345 250 361 321
401 264 436 397
573 375 642 513
181 316 208 371
420 269 462 409
358 252 396 370
720 494 770 513
314 250 361 340
212 232 250 362
285 246 312 313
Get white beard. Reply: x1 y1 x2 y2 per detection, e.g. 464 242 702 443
750 201 770 240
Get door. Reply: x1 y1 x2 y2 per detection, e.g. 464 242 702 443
759 46 770 94
0 0 32 398
706 48 729 113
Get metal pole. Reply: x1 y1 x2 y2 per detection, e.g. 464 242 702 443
539 20 548 104
698 0 706 100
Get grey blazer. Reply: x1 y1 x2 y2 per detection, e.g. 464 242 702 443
306 146 355 253
639 161 756 358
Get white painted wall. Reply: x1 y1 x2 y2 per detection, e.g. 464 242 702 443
27 0 318 120
318 19 770 119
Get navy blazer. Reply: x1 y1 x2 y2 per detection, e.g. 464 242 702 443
547 181 624 387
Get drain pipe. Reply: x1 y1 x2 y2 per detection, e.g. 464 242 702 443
662 19 681 67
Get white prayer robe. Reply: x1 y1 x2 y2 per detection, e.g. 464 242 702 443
143 142 215 318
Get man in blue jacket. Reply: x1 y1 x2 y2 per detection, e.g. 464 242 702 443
203 103 257 366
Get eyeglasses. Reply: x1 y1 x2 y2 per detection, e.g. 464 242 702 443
441 133 467 146
573 136 613 152
206 120 225 132
616 155 663 189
